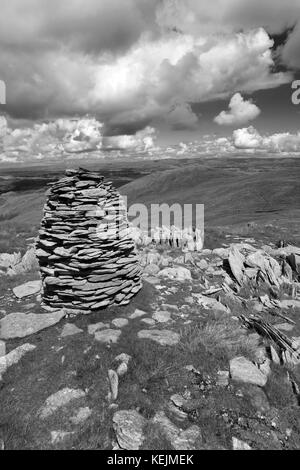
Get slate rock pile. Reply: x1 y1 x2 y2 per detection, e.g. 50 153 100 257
36 168 142 313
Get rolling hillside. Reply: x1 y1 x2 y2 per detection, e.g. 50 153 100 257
121 158 300 231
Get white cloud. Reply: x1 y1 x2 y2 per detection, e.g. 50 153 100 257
233 126 300 152
0 117 158 162
103 127 157 151
156 1 300 71
214 93 261 126
156 0 300 36
0 12 292 126
0 116 8 138
165 103 199 130
3 118 103 155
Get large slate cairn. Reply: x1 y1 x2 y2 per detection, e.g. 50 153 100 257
36 168 142 313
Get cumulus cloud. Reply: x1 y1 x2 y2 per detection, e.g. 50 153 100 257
0 116 159 162
103 126 157 151
156 0 300 36
165 103 199 130
233 126 300 152
3 118 103 155
156 0 300 71
0 116 8 138
214 93 261 126
0 0 294 130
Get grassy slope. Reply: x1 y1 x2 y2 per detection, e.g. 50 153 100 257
121 158 300 228
0 155 299 242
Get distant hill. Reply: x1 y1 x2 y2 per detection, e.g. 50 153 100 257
120 160 300 228
0 156 299 245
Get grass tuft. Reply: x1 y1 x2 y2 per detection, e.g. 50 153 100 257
178 317 258 361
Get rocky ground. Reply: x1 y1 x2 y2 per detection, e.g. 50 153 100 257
0 228 300 450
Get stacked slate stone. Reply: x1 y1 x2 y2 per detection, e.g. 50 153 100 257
36 168 142 313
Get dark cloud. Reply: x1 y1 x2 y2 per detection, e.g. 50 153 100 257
0 0 299 134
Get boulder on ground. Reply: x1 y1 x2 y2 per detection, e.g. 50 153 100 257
230 356 268 387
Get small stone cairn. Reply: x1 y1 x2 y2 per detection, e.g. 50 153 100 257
36 168 142 313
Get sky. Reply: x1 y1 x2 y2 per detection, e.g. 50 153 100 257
0 0 300 163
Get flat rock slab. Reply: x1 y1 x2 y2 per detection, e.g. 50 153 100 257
143 277 161 285
152 311 172 323
60 323 83 338
158 267 192 282
94 329 122 344
230 356 268 387
280 299 300 309
138 329 180 346
0 340 5 358
70 407 92 425
275 323 294 332
232 437 252 450
228 246 245 285
152 411 201 450
140 318 156 326
0 343 36 380
38 388 86 419
0 311 66 340
13 280 42 299
113 410 147 450
193 294 229 314
88 322 110 335
112 318 129 328
129 309 147 320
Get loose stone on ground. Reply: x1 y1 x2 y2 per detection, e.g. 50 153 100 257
138 329 180 346
38 388 86 419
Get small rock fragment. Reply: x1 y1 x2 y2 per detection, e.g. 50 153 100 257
116 362 128 377
60 323 83 338
129 309 147 320
217 371 229 387
51 431 73 445
108 369 119 401
88 322 109 335
13 280 42 299
141 318 156 326
152 311 172 323
70 407 92 425
0 340 5 358
0 343 36 380
232 437 252 450
138 329 180 346
115 353 131 365
94 329 122 344
113 410 147 450
112 318 129 328
230 356 268 387
38 388 86 419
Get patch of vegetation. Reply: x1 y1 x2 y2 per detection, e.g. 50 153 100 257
178 317 257 361
265 365 297 409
